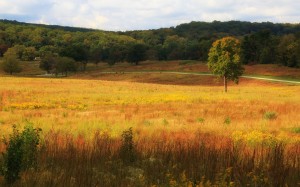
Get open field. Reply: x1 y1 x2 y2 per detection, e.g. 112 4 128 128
0 60 300 186
0 73 299 186
0 75 299 136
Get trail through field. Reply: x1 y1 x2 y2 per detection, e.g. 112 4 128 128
100 71 300 84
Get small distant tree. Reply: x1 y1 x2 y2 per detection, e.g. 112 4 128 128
60 44 89 71
89 46 103 66
126 43 147 65
12 45 26 59
21 47 36 61
106 44 126 66
54 56 78 76
208 37 244 92
1 48 22 75
39 53 56 74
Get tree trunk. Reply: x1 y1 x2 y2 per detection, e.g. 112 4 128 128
224 76 227 92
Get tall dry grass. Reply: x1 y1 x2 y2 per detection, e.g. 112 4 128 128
0 129 299 186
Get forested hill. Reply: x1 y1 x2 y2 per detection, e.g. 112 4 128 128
1 19 300 74
2 19 300 35
0 19 97 32
174 21 300 38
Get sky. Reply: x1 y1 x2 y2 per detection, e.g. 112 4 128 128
0 0 300 31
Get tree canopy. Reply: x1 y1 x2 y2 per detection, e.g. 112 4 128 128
208 37 244 92
126 43 147 65
1 48 22 75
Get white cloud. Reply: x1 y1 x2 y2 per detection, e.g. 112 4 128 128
0 0 299 30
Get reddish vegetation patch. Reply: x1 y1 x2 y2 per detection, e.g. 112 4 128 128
73 72 287 87
244 64 300 78
91 61 300 79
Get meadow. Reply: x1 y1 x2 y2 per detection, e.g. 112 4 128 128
0 63 300 186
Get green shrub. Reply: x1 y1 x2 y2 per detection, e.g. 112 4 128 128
162 118 169 126
1 125 24 183
263 112 277 120
224 117 231 125
119 127 136 164
197 118 205 123
21 124 41 169
291 127 300 134
1 124 41 184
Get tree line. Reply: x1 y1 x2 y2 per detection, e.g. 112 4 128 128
0 20 300 75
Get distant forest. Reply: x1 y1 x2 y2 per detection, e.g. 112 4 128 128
1 19 300 72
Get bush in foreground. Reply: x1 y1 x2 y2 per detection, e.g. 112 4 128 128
0 124 41 184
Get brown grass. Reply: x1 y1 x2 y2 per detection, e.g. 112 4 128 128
85 60 300 79
0 130 299 186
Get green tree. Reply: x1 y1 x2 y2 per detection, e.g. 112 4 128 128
54 56 78 76
105 44 126 65
276 34 300 67
163 35 186 60
1 48 22 75
208 37 244 92
39 53 56 73
89 45 103 66
126 43 147 65
39 45 59 58
12 45 26 59
21 47 36 61
259 47 273 64
60 44 89 71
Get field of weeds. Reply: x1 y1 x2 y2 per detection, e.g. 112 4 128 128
0 75 299 186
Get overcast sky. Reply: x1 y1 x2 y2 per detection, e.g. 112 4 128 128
0 0 299 31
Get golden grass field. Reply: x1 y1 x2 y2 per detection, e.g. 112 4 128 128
0 73 299 142
0 61 300 186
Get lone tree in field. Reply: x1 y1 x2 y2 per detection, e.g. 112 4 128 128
208 37 244 92
1 48 22 75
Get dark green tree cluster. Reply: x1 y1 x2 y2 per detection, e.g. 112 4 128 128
39 54 79 76
241 30 300 67
123 29 212 61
